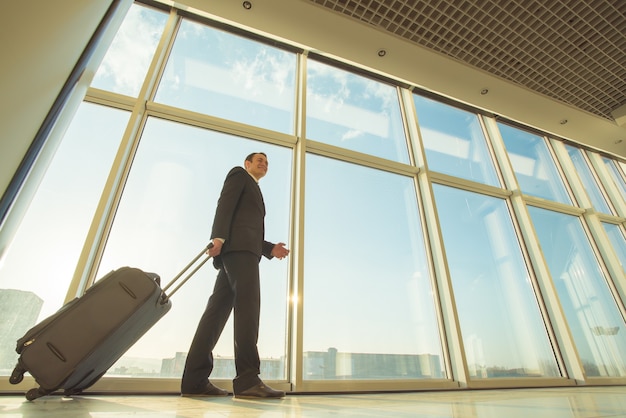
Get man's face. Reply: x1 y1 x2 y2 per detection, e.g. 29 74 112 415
245 153 268 180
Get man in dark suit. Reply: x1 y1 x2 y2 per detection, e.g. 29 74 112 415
181 152 289 399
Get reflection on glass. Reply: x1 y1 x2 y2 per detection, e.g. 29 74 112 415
91 3 168 96
498 123 571 204
413 95 499 186
0 104 129 374
306 60 409 163
602 223 626 274
433 185 560 378
155 19 296 134
97 118 292 379
528 207 626 377
601 156 626 211
303 154 444 379
565 145 612 213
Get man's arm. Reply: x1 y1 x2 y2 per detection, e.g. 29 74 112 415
210 167 246 241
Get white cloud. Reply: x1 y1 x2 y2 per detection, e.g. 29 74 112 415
94 5 164 94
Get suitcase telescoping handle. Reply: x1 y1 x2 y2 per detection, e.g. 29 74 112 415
161 242 214 301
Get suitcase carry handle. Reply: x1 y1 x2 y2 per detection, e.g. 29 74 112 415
161 242 214 301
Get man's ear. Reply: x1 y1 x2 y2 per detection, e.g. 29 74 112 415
244 160 251 170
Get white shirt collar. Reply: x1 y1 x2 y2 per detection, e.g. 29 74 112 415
246 170 259 183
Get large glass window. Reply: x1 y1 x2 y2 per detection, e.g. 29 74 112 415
91 3 168 96
413 95 499 187
565 145 612 214
96 118 292 379
155 18 296 134
303 154 444 379
499 123 571 204
433 185 560 378
528 207 626 377
306 60 409 163
0 104 129 374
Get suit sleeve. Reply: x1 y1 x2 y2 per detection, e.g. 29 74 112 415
262 240 274 259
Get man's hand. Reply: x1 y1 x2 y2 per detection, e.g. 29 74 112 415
207 239 223 257
271 242 290 260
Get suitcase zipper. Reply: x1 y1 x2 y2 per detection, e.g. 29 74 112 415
47 342 67 362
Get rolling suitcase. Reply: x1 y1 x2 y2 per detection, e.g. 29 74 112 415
9 243 213 401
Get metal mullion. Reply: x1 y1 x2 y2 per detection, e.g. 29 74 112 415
542 135 580 210
66 7 181 299
304 140 418 177
396 86 417 169
597 213 626 225
523 196 586 216
502 193 574 387
476 114 507 190
289 51 307 392
84 87 136 111
429 172 511 200
512 192 586 383
480 116 519 193
145 102 297 148
400 87 465 387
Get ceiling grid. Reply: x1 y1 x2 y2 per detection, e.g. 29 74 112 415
307 0 626 123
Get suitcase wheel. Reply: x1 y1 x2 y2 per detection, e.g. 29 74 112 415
9 365 26 384
26 387 50 401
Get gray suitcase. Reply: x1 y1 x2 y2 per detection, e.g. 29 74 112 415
9 244 212 401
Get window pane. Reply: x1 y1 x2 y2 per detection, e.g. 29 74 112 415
433 185 560 379
602 223 626 274
528 207 626 377
565 145 612 214
97 118 292 379
155 19 296 134
499 123 571 204
306 60 409 163
303 155 444 379
413 95 499 186
91 3 168 96
0 104 129 374
601 156 626 213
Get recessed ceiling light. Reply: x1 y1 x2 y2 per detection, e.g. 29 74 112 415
480 88 489 95
377 49 387 57
559 119 568 125
615 139 623 144
243 1 252 10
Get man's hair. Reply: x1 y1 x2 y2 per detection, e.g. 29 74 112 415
245 152 267 162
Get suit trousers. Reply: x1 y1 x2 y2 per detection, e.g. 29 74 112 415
181 251 262 394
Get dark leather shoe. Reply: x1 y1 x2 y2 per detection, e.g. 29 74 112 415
235 382 285 399
181 382 229 397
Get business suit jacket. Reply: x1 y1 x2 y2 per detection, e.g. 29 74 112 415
211 166 274 265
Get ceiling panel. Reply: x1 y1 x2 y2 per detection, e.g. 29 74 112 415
308 0 626 122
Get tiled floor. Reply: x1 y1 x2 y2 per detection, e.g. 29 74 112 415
1 387 626 417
